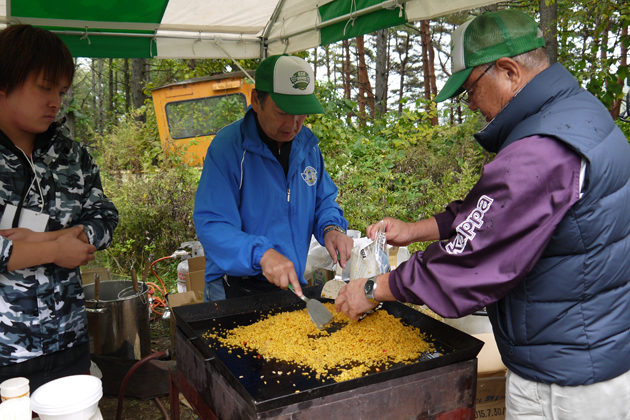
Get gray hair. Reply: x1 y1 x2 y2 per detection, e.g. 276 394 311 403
512 47 550 71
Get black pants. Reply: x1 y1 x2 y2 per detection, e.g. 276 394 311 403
0 342 91 392
223 275 281 299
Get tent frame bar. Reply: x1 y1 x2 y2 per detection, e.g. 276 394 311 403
50 29 260 44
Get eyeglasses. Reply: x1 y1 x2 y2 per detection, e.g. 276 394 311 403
459 62 496 105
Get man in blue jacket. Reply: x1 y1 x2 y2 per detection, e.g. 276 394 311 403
194 55 353 300
336 10 630 419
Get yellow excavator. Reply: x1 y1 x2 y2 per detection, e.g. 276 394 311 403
151 70 255 166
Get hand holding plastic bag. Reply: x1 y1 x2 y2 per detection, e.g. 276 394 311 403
350 230 391 281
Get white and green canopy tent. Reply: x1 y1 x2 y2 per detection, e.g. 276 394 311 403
0 0 497 59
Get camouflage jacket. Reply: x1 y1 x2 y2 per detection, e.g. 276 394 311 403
0 124 118 366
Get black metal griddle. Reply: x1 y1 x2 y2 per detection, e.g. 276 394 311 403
173 285 483 414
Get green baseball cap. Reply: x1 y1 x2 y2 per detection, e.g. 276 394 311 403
435 10 545 103
255 54 324 115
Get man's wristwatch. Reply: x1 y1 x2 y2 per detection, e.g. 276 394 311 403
324 225 346 235
364 276 380 304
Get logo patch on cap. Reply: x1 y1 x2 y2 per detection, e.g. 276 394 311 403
290 71 310 90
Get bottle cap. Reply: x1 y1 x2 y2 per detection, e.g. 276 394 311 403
0 377 30 401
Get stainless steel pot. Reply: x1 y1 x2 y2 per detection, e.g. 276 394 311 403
84 279 151 360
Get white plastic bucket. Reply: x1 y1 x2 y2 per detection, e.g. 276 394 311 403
30 375 102 420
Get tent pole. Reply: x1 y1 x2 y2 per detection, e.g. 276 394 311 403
214 39 256 84
261 0 288 60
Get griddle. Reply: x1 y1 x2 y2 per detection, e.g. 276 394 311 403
173 285 483 413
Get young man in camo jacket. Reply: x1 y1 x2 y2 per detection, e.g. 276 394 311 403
0 25 118 391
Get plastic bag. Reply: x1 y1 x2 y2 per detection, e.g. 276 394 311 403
304 235 335 280
349 230 391 281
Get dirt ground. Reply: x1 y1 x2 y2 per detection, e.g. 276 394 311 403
96 320 198 420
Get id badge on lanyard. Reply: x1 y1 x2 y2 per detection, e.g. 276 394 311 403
0 152 49 232
0 204 49 232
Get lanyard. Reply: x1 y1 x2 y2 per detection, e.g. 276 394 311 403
17 148 45 215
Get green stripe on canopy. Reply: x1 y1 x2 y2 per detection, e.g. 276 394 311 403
57 31 156 59
12 0 168 23
11 0 167 58
319 0 407 46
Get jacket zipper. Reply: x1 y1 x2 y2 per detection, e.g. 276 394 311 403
287 189 290 202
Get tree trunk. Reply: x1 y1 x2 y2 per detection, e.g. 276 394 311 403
356 35 375 122
420 20 438 126
539 0 558 64
421 21 430 102
61 84 75 140
91 59 97 122
131 58 147 122
342 40 352 124
398 32 410 114
97 58 103 133
108 58 114 128
375 28 388 117
124 58 131 113
342 40 351 101
312 46 318 80
610 24 628 119
325 45 331 82
357 42 366 123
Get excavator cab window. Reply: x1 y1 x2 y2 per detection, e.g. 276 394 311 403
166 93 247 139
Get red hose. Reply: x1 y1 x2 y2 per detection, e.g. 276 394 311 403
115 350 168 420
147 256 172 318
154 396 170 420
150 256 171 296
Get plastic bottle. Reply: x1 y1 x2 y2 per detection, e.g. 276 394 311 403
0 377 29 402
177 256 190 293
173 242 205 294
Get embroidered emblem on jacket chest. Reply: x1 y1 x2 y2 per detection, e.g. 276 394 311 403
301 166 317 186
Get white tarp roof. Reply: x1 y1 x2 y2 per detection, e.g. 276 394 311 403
0 0 497 59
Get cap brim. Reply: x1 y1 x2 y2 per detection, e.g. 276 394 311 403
270 92 324 115
435 67 474 103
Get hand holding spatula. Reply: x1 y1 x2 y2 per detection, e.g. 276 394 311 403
288 284 333 330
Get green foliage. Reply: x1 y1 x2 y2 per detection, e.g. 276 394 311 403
93 106 200 287
617 119 630 140
312 83 492 253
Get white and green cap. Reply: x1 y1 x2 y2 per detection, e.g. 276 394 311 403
255 54 324 115
435 10 545 103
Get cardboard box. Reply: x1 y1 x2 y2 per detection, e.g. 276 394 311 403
184 256 206 301
304 267 335 287
187 255 206 272
474 333 506 420
441 317 507 419
310 268 335 286
475 374 506 420
81 267 111 284
474 332 507 376
167 291 202 354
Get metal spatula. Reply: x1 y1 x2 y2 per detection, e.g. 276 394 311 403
288 284 333 330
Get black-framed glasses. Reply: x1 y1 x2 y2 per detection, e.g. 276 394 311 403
460 62 496 105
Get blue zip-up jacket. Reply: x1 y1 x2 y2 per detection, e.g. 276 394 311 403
478 63 630 386
193 108 348 285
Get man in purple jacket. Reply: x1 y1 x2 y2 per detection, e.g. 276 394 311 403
336 10 630 420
